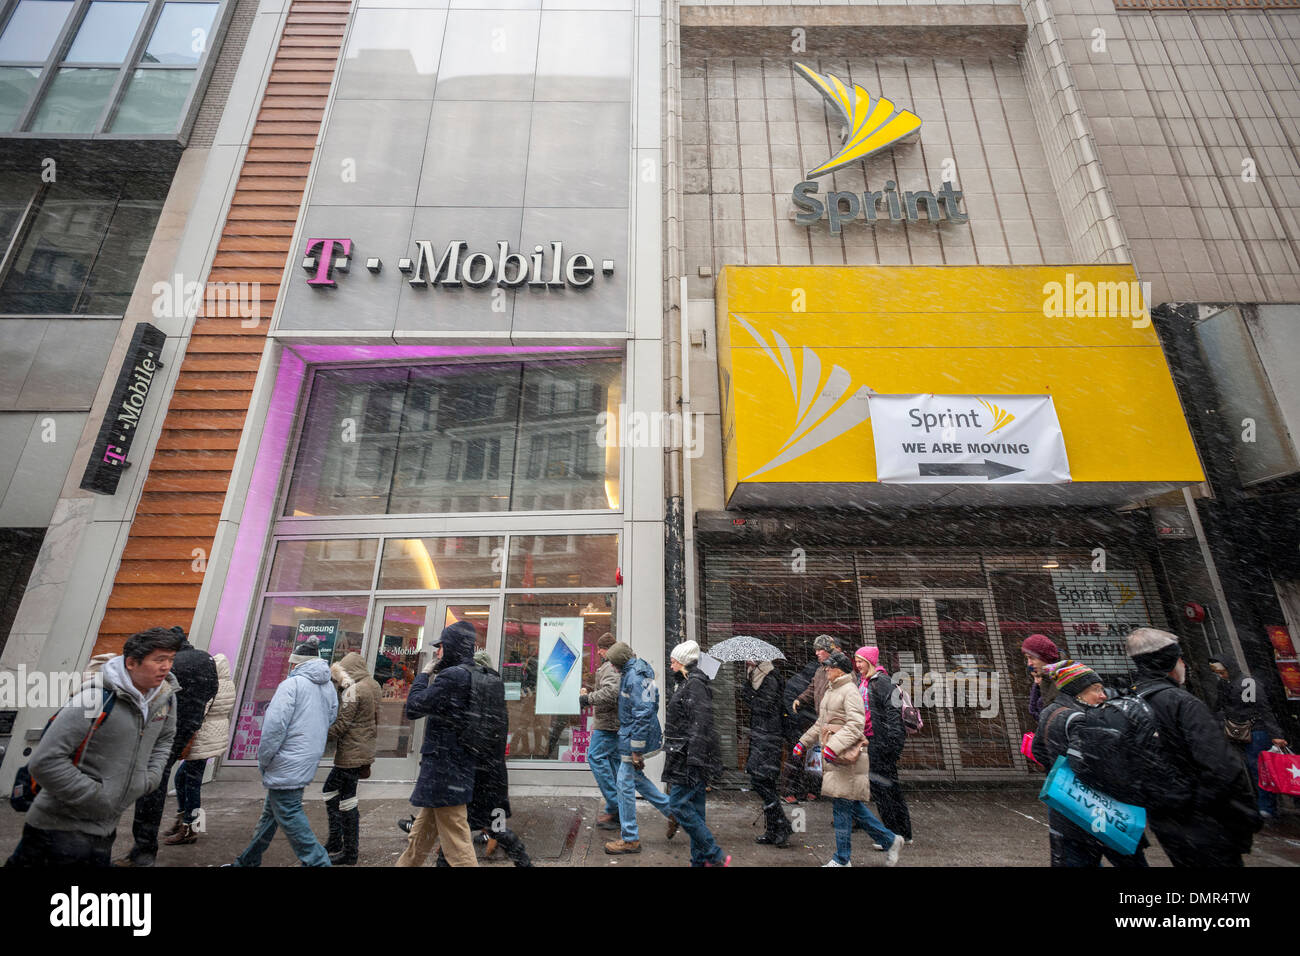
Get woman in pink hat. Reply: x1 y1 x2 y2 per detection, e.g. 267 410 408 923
855 646 912 845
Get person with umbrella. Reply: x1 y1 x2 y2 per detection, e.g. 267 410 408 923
710 635 795 848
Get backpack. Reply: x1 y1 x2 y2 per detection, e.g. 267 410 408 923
896 683 923 735
1062 684 1192 810
460 665 507 762
10 687 116 813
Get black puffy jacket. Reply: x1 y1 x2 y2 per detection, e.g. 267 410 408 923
664 665 723 786
171 641 218 759
866 671 905 757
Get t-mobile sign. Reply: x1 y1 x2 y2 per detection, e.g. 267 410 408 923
80 323 166 495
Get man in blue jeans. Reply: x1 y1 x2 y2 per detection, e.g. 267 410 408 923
229 637 337 867
663 640 730 867
603 642 676 854
580 633 622 830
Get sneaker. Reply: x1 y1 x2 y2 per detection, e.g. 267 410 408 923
397 815 414 834
113 853 155 867
822 858 851 867
595 812 619 831
604 839 641 855
704 853 731 867
782 795 800 805
871 843 885 851
805 793 819 802
666 816 679 841
885 834 904 867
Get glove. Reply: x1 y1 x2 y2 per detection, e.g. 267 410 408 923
631 753 645 771
822 746 837 764
792 742 805 759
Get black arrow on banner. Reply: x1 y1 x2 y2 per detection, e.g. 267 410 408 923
918 459 1025 480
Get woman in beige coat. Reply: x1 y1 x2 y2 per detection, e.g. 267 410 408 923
794 652 903 867
165 653 235 846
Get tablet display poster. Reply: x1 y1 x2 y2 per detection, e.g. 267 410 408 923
535 617 583 715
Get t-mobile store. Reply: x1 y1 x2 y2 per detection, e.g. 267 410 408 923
195 0 664 784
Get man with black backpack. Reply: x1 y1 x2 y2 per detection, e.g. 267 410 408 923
1126 628 1261 866
396 620 480 867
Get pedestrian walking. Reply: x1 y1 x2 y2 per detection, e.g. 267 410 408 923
742 659 793 847
855 646 913 844
1021 633 1061 724
779 655 820 804
579 632 621 831
396 621 478 867
228 637 337 867
604 641 676 854
435 650 532 867
164 652 236 847
1208 656 1289 820
1031 660 1149 867
1127 628 1261 866
323 651 379 865
115 628 217 866
663 640 730 867
795 651 902 868
6 627 180 867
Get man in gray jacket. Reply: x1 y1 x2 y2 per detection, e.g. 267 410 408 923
579 632 620 830
6 627 181 867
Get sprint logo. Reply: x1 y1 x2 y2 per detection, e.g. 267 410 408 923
790 64 967 231
977 399 1016 435
794 63 921 177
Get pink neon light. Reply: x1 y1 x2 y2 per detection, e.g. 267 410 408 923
288 343 617 363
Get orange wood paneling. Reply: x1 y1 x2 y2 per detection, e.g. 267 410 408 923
94 0 352 653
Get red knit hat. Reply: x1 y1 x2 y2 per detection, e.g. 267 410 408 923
1020 634 1060 664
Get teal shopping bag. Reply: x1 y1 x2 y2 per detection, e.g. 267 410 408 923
1038 756 1146 856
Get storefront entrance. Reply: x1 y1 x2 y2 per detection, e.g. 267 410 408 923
860 591 1023 778
364 597 500 780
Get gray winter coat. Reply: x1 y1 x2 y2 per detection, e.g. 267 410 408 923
258 658 338 789
584 659 621 733
27 665 178 838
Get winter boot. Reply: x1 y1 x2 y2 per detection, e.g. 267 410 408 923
604 838 641 854
162 812 184 839
498 829 534 867
755 801 793 847
324 796 343 855
330 808 360 866
164 823 198 846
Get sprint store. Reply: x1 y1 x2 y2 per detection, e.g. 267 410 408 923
697 265 1205 780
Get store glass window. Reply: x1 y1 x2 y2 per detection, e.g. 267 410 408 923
0 66 40 131
0 1 75 61
29 66 116 131
501 591 615 763
142 1 216 64
110 67 193 132
283 357 622 517
506 534 618 589
230 595 369 760
266 538 378 593
378 536 505 591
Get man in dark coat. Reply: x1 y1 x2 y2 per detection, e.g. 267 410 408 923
1209 656 1289 819
742 660 793 846
1032 660 1148 867
396 621 478 867
1127 628 1261 867
857 646 913 843
779 656 820 802
115 628 217 866
435 651 532 867
664 641 729 867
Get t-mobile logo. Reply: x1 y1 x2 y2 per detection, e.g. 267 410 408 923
302 237 352 287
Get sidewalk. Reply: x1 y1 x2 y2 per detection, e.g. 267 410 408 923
3 782 1297 866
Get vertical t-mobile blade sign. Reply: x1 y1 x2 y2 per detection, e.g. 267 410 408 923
870 394 1071 483
80 322 167 495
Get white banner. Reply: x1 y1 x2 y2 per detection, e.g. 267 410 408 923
870 394 1070 484
1051 570 1150 680
534 617 584 715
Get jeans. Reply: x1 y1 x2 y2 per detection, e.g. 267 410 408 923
5 824 115 867
1244 728 1279 817
588 729 621 816
174 759 208 823
234 789 331 867
668 779 725 866
831 798 895 865
128 753 179 860
616 758 672 842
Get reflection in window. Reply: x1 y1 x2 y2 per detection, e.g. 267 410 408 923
0 66 41 131
0 0 76 62
0 174 169 315
283 358 621 517
29 66 116 132
110 67 194 132
64 1 148 63
378 536 505 591
142 1 217 64
267 538 379 593
506 534 618 589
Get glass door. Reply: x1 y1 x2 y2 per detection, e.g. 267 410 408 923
364 597 500 779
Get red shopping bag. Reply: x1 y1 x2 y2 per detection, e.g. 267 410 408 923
1257 747 1300 796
